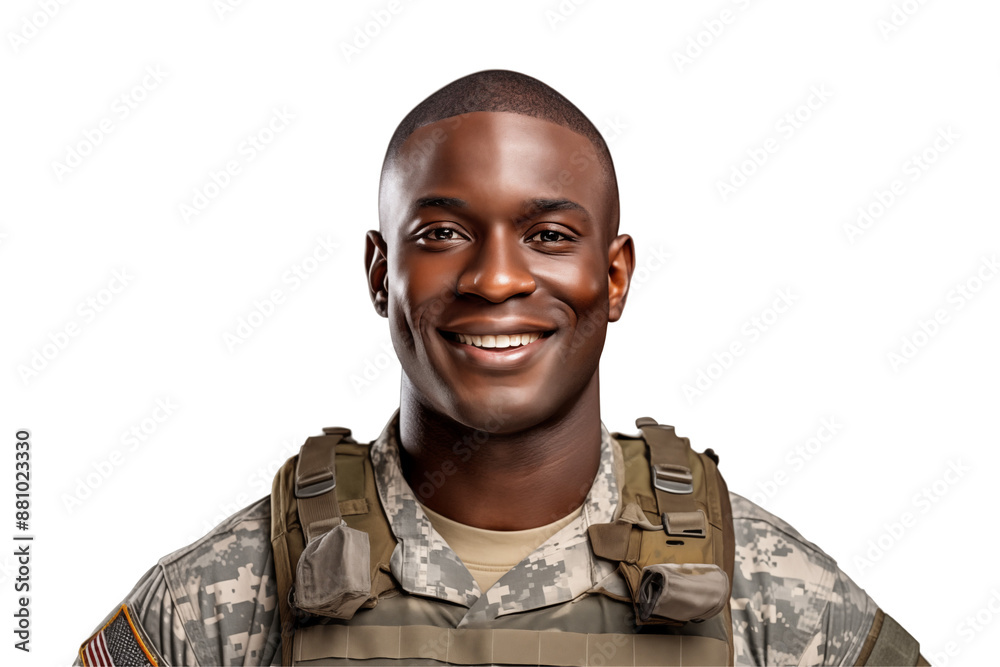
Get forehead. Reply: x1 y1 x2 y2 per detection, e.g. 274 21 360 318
380 111 610 230
401 110 596 165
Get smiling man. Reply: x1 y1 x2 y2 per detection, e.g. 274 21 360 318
77 70 925 666
372 106 628 533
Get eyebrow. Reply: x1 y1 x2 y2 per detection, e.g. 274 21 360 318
414 196 469 211
521 198 590 222
412 196 591 224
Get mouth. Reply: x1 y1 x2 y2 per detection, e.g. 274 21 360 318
438 329 556 367
439 330 554 349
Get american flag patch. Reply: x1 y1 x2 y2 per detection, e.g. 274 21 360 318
79 604 157 666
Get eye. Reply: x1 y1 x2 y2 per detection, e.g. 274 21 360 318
417 226 468 245
425 228 458 241
528 229 575 244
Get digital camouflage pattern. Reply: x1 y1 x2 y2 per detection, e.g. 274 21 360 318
77 412 879 666
75 501 280 666
729 494 877 665
372 415 621 625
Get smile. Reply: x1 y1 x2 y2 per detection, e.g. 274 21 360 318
453 332 542 349
439 330 555 366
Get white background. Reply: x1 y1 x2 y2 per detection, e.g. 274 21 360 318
2 1 998 665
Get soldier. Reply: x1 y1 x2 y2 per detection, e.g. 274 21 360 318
77 70 927 666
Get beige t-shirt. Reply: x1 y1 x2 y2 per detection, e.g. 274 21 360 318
418 502 584 591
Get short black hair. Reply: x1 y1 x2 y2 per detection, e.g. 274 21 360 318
380 69 620 234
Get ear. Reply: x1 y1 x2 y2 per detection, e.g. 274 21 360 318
607 233 635 322
365 230 389 318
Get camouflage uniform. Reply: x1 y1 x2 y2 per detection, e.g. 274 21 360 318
77 411 878 666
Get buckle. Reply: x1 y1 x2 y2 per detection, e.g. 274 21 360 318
295 471 336 499
652 463 693 494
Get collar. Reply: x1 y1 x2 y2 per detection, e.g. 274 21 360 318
369 408 620 625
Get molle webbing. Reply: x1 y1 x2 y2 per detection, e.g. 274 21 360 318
271 427 398 667
589 418 736 666
294 624 730 666
276 418 738 666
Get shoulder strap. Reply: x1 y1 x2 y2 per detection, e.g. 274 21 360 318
634 417 735 597
588 416 736 666
637 417 736 667
270 426 398 667
295 428 349 541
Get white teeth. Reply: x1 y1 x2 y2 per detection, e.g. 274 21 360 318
455 332 542 349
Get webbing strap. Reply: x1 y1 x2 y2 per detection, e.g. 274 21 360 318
296 431 348 544
854 609 921 666
294 623 730 666
635 418 705 536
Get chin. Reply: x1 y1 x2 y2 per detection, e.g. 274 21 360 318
441 393 556 434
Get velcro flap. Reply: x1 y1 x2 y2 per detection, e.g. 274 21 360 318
637 563 729 623
587 522 633 562
295 522 371 619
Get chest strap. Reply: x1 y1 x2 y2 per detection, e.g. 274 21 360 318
293 623 730 666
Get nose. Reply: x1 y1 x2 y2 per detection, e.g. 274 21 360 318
456 228 536 303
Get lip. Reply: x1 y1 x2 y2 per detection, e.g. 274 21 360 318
438 318 558 337
438 329 554 369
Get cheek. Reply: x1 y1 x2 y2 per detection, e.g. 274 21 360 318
539 255 610 360
539 257 608 315
389 253 457 342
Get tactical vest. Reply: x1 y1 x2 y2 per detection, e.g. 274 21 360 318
271 417 736 666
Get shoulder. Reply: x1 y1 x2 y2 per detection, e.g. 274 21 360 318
158 496 280 666
77 496 280 667
728 492 878 666
157 493 273 580
729 490 832 563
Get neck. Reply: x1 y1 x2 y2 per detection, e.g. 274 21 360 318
396 375 603 530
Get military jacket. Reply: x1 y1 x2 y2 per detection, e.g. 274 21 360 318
77 411 878 666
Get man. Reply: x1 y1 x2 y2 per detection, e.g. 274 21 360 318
77 70 926 666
